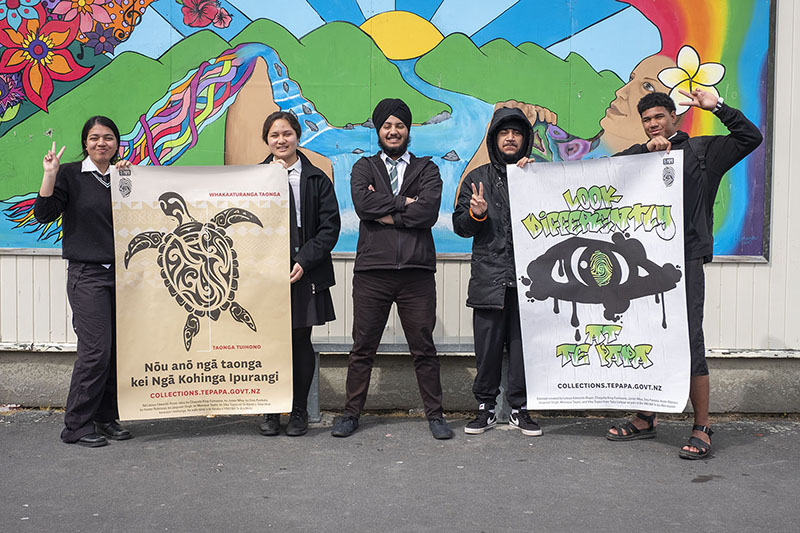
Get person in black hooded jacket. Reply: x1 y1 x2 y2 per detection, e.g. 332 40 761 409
453 106 544 437
606 89 762 459
258 111 340 437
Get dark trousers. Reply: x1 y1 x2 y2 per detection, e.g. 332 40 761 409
686 257 708 376
472 287 527 409
292 326 315 411
62 262 119 442
344 269 444 419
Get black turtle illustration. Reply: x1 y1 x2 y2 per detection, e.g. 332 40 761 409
124 192 263 350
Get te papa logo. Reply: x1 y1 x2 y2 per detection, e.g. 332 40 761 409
556 324 653 369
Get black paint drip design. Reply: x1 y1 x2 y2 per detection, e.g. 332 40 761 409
525 233 682 327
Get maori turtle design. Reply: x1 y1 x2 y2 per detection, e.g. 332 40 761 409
124 192 262 350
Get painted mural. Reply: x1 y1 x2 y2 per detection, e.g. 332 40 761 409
0 0 771 256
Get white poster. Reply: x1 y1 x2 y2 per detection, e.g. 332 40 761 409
508 151 690 412
111 165 292 420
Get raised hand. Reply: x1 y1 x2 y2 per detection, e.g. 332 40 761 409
470 181 487 217
43 141 65 175
678 88 719 111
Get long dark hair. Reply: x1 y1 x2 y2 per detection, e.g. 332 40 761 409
261 111 302 144
80 116 121 163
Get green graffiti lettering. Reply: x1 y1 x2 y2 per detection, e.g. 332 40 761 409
562 189 580 210
634 344 654 368
556 344 591 367
522 213 543 239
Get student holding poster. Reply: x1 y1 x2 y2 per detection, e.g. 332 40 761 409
33 116 133 447
607 90 762 459
258 111 340 437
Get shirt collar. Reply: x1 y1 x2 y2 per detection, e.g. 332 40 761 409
287 157 302 176
380 151 410 166
81 156 110 176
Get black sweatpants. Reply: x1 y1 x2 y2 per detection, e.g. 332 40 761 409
61 262 119 442
472 287 527 409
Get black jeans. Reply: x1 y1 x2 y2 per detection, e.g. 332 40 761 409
471 288 527 409
62 262 118 442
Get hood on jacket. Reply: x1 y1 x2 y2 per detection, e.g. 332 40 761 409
486 107 534 171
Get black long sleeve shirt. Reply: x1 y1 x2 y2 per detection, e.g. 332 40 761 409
33 161 115 263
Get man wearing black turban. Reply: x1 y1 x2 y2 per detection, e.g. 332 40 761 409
331 98 453 440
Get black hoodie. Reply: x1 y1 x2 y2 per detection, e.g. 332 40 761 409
453 107 535 309
615 102 762 261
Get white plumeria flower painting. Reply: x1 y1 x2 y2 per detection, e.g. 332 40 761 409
658 45 725 115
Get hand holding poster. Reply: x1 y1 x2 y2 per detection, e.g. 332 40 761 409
111 165 292 420
508 151 690 412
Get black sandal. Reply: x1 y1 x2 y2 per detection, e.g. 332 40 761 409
606 412 657 441
679 425 714 460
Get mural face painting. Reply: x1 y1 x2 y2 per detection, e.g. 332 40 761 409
508 152 690 412
112 165 292 420
0 1 771 257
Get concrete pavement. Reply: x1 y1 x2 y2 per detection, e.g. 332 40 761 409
1 410 799 532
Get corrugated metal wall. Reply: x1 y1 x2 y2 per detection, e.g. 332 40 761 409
1 1 798 354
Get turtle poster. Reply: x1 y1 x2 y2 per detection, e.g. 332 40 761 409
507 151 690 412
111 165 292 420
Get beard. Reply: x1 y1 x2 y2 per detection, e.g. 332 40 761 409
378 134 411 158
500 146 523 164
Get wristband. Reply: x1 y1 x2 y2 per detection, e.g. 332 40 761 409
469 208 487 222
712 97 724 113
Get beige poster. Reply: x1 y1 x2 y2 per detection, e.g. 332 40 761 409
111 165 291 420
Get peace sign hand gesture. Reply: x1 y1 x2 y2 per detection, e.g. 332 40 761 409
470 181 487 217
43 141 66 176
40 141 66 197
678 88 719 111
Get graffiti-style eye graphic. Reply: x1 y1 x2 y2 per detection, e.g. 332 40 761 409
524 232 682 325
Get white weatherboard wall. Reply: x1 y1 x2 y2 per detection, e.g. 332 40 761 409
1 1 799 357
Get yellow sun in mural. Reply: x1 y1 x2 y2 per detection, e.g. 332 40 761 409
360 11 444 60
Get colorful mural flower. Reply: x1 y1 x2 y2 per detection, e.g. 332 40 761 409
181 0 217 27
657 45 725 115
0 72 25 114
84 21 117 54
212 6 230 29
0 0 41 31
0 6 90 111
180 0 231 29
52 0 111 34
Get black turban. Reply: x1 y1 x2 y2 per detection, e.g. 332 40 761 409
372 98 412 130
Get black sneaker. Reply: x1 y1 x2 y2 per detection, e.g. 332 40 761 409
285 408 308 437
509 409 543 436
464 405 497 434
428 417 455 440
259 414 280 436
331 415 359 437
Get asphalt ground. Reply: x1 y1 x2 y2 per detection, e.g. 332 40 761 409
1 409 799 532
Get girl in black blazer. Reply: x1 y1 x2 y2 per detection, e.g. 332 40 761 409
258 111 340 436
